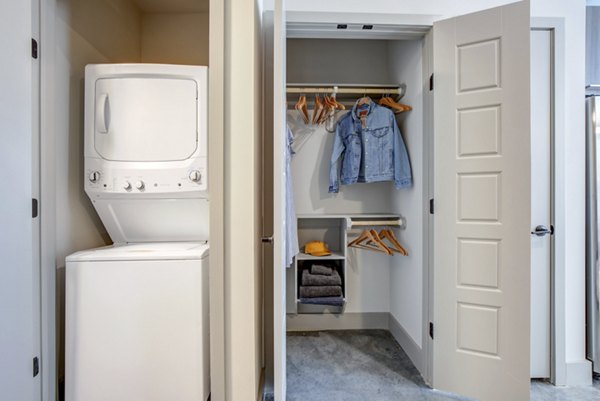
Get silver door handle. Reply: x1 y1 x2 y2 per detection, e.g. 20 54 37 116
261 236 274 244
531 225 554 237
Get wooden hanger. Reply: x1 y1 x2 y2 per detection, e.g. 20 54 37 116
319 95 336 124
331 94 346 111
295 95 309 124
317 95 332 124
379 228 408 256
348 229 392 255
366 229 393 255
311 95 324 125
379 95 412 114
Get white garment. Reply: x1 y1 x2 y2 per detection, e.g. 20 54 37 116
285 125 300 267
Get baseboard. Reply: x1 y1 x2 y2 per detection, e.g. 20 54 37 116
286 312 389 331
565 359 593 386
388 313 424 376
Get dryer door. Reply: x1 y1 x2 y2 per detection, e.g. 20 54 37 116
94 77 198 162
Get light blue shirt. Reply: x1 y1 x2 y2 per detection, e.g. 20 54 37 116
329 99 413 193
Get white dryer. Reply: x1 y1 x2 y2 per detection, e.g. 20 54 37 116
65 243 209 401
84 63 208 243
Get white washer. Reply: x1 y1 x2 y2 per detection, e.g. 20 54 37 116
65 242 209 401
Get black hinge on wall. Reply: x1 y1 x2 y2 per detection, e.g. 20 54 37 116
32 199 38 218
31 39 38 59
429 74 434 91
33 357 39 377
429 322 434 340
429 198 434 215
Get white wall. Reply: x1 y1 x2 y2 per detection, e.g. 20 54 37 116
141 13 209 65
388 39 425 348
269 0 589 385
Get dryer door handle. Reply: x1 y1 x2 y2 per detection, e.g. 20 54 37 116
96 93 110 133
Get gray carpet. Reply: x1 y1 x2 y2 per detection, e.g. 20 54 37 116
283 330 600 401
287 330 471 401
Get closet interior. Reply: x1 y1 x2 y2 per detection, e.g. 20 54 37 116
285 34 432 378
52 0 209 397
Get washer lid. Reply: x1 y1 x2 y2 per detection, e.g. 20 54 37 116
66 242 209 262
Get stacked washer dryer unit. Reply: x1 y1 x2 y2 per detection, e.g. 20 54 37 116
65 64 210 401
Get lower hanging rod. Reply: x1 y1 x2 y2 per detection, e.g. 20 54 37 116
349 219 404 228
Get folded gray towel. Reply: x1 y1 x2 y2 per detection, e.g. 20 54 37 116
311 264 333 276
299 296 344 307
299 285 342 298
302 269 342 286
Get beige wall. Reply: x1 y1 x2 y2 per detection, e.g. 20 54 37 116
224 0 263 399
141 13 209 65
56 0 141 62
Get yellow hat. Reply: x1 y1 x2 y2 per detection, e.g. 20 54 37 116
304 241 331 257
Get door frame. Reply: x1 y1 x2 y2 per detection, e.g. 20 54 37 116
529 25 555 381
37 0 229 399
271 10 438 395
531 17 566 386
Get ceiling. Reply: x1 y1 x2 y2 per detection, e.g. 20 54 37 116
131 0 209 13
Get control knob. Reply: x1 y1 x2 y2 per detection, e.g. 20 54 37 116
123 181 132 191
89 171 101 183
135 180 145 191
189 170 202 183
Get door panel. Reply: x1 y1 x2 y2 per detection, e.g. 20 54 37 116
530 29 552 379
272 0 287 400
433 2 531 400
0 0 39 399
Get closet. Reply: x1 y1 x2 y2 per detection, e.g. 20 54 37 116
285 37 429 343
267 3 532 401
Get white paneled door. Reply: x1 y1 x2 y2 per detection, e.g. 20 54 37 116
0 0 41 400
433 1 531 401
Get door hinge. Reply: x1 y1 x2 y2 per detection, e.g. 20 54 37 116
33 357 39 377
429 322 434 339
32 198 38 218
31 39 38 59
429 198 434 215
429 74 434 91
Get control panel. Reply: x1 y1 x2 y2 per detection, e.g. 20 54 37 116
85 158 208 196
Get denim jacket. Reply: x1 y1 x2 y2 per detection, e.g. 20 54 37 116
328 99 413 193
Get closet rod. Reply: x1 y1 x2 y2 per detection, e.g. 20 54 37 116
349 219 404 228
286 84 403 95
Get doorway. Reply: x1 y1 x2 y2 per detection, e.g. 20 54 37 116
266 2 536 401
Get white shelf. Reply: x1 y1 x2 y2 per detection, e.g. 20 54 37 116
295 252 345 261
297 213 401 219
